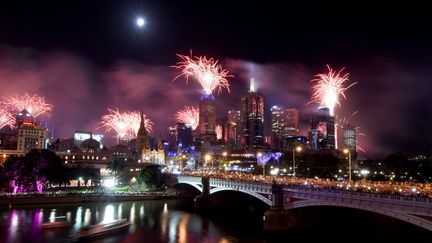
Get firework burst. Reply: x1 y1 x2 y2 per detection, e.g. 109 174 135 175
100 108 130 139
4 93 53 118
0 106 15 129
175 106 199 130
127 111 154 137
173 53 232 95
100 108 153 141
310 65 356 116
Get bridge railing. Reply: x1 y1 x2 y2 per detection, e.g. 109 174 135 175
209 178 272 192
283 185 432 205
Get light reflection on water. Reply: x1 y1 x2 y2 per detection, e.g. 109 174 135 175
1 198 428 243
102 204 115 223
0 199 236 243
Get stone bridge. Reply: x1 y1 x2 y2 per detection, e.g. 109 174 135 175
177 175 432 231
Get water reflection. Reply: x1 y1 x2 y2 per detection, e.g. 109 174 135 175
178 214 191 243
2 200 249 243
74 206 82 230
66 211 71 222
8 209 18 242
49 209 56 222
33 210 43 226
84 208 91 225
1 199 429 243
102 204 115 223
168 212 181 243
118 203 123 219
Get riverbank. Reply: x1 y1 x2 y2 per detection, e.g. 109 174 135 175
0 193 195 206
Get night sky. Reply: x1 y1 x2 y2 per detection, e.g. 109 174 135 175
0 1 431 158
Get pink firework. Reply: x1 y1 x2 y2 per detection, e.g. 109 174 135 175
4 93 53 118
215 125 223 140
100 109 153 141
100 108 130 139
0 106 15 129
310 65 356 116
127 111 154 137
173 53 232 95
175 106 199 130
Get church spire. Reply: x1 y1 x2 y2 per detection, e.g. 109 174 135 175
139 111 148 135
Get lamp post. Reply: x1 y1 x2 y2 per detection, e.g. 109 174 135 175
222 151 228 163
205 154 212 168
257 152 264 176
222 151 228 171
343 149 352 182
293 146 302 177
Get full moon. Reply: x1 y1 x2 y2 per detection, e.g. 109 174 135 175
136 17 145 27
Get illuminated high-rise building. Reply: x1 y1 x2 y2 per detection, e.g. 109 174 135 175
177 123 192 147
225 110 241 149
198 94 216 143
310 107 335 150
271 106 284 150
285 109 299 137
241 78 264 150
271 106 299 150
16 109 48 152
166 125 177 150
343 124 357 151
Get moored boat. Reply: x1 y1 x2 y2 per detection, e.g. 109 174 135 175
77 219 131 240
41 221 71 229
41 216 70 229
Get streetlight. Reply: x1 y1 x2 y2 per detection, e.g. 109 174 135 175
293 146 302 177
343 149 352 183
205 154 212 167
257 152 264 176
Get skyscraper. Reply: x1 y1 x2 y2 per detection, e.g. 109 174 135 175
198 94 216 143
177 123 193 148
310 107 335 150
225 110 241 149
343 124 357 151
271 106 299 150
285 109 299 137
241 78 264 150
166 125 177 150
271 106 284 150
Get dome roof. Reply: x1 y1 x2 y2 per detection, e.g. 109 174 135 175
81 138 100 150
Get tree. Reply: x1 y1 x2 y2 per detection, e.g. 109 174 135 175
0 149 72 193
137 165 163 190
107 157 126 183
298 152 339 179
70 162 101 187
382 152 408 181
25 149 71 187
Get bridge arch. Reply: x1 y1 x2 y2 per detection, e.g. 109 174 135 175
210 187 272 206
288 200 432 232
175 182 203 193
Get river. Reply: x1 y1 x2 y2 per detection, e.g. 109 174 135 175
0 199 430 242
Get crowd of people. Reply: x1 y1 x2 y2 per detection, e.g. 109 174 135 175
183 171 432 198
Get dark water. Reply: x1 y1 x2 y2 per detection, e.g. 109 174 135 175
0 198 431 243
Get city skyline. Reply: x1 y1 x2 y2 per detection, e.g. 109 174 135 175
0 1 431 158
